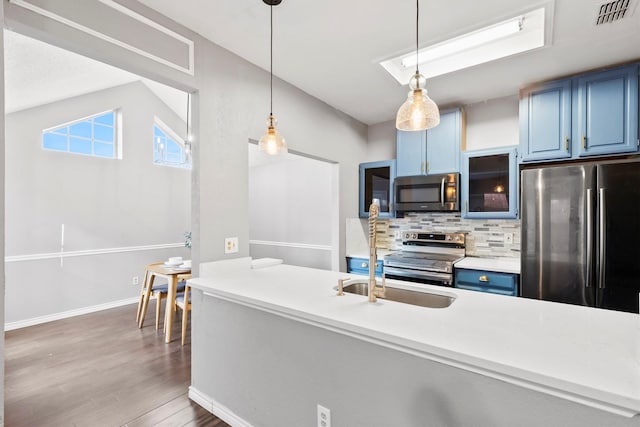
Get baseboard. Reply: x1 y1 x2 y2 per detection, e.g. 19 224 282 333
188 386 253 427
4 297 139 331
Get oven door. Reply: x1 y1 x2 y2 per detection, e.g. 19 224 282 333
384 266 454 287
394 174 459 215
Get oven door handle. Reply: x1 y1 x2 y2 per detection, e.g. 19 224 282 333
440 177 446 207
384 266 453 285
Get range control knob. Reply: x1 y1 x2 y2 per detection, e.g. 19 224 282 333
446 235 452 241
454 235 461 241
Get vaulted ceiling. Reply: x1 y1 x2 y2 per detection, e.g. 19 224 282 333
137 0 640 125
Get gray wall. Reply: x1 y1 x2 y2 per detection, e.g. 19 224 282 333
249 151 336 270
0 2 5 421
5 81 190 323
192 292 640 427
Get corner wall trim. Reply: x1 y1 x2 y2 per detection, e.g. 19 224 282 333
249 240 332 251
4 297 138 331
8 0 195 75
188 386 254 427
5 242 185 263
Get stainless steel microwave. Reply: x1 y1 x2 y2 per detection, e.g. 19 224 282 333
394 173 460 216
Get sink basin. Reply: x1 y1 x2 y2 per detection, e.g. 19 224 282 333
341 282 454 308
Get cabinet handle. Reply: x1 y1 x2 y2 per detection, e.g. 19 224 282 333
361 262 368 268
420 161 424 174
465 201 468 214
582 135 587 149
426 161 429 173
479 275 490 282
564 136 569 151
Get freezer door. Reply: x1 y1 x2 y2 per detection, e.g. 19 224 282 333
596 161 640 313
521 165 596 306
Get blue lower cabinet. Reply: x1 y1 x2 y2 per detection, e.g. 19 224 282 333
455 268 519 296
346 257 383 278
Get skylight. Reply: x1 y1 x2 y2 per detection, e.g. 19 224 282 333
380 7 548 84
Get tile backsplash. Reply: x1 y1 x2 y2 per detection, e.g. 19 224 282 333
370 213 520 258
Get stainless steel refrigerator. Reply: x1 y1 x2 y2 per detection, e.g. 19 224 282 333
521 158 640 313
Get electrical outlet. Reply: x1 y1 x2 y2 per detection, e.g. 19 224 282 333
225 237 239 254
504 233 514 244
132 276 139 286
394 230 402 239
317 405 331 427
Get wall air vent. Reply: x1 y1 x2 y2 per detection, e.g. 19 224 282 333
596 0 631 24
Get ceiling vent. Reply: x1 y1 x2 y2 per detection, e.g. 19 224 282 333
596 0 631 24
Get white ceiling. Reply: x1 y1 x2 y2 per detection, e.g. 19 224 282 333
3 30 188 120
136 0 640 125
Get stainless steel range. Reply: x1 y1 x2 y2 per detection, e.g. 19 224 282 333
384 232 465 286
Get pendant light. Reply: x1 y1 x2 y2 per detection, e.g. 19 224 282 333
258 0 288 155
396 0 440 131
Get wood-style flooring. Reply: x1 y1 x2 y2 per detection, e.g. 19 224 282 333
5 303 230 427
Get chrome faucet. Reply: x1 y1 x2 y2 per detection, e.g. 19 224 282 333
368 200 386 303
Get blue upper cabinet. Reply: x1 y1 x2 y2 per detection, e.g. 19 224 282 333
426 108 462 174
396 130 426 176
576 65 639 157
519 79 572 162
359 160 396 218
520 63 639 163
462 146 518 219
396 107 463 177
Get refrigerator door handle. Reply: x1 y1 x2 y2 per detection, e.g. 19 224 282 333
598 188 606 289
586 188 593 288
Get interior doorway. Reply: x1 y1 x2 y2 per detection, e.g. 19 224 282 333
248 142 339 270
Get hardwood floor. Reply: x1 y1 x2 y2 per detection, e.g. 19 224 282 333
5 303 229 427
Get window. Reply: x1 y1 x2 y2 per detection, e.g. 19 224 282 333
42 110 119 158
153 118 191 169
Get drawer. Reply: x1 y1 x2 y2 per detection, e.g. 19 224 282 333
455 268 518 296
346 257 383 277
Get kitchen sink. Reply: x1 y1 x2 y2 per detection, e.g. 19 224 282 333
341 282 454 308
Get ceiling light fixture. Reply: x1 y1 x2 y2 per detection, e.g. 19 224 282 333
400 17 523 68
396 0 440 132
381 7 547 83
258 0 288 155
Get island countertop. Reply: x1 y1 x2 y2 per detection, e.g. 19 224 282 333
189 262 640 417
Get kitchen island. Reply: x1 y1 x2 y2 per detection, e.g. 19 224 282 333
188 258 640 427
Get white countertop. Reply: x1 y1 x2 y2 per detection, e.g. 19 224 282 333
455 256 521 274
189 262 640 417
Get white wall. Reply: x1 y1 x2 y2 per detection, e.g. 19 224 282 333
0 3 5 421
249 147 336 270
4 81 190 324
366 119 396 161
463 95 520 151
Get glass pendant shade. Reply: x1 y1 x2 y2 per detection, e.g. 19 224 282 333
259 114 287 155
396 88 440 131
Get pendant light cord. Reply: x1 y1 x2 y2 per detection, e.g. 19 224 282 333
186 92 190 140
270 4 274 115
415 0 419 76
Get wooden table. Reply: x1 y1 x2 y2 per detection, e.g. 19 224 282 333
145 263 192 343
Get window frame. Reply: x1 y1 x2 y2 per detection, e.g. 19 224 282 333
153 117 191 170
42 109 121 159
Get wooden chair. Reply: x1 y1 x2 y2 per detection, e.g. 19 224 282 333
136 262 186 330
174 284 192 346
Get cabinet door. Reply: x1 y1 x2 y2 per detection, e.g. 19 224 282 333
396 130 426 177
519 79 572 162
462 146 518 219
359 160 396 218
576 65 639 157
426 108 462 174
